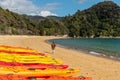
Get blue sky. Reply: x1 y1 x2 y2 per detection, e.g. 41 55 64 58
0 0 120 17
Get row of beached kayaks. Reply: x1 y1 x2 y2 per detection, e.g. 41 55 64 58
0 44 92 80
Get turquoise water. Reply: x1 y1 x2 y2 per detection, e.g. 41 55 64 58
49 38 120 60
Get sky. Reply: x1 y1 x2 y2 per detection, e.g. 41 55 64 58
0 0 120 17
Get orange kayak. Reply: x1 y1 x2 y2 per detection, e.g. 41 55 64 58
0 75 92 80
44 76 92 80
0 45 33 50
0 49 45 56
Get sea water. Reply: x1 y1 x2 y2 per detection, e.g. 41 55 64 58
49 38 120 60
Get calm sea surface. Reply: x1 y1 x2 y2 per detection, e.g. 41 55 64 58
49 38 120 60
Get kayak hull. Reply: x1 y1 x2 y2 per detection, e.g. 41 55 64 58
0 61 68 69
0 75 92 80
0 67 79 77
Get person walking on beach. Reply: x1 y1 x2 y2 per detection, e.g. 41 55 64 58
51 41 56 53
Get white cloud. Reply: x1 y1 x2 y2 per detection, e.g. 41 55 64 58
0 0 37 14
30 11 57 17
0 0 58 16
40 11 57 17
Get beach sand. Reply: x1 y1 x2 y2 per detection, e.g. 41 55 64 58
0 35 120 80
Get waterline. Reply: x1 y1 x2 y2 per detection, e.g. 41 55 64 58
49 38 120 60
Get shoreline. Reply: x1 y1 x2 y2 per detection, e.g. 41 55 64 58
46 37 120 80
0 35 120 80
48 38 120 62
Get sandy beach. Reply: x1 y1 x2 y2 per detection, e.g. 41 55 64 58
0 35 120 80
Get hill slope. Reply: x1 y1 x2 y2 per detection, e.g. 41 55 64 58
0 7 67 35
0 7 39 35
63 1 120 37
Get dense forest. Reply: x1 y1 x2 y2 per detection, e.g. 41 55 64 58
0 7 37 35
0 1 120 37
63 1 120 37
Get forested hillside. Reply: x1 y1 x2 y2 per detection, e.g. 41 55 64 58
0 7 67 35
63 1 120 37
0 1 120 37
0 7 38 35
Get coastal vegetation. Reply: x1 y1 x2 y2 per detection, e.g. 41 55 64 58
0 1 120 37
63 1 120 37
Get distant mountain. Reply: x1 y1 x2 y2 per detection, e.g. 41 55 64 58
27 15 63 21
63 1 120 37
46 16 63 20
27 15 45 21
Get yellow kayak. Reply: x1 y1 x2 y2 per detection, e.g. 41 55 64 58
0 48 49 57
0 53 62 64
0 58 62 64
0 45 47 56
0 66 79 77
0 45 52 59
0 52 60 60
0 52 50 59
0 46 37 53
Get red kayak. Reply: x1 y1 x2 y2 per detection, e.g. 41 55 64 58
0 75 92 80
44 76 92 80
0 61 68 69
0 75 28 80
